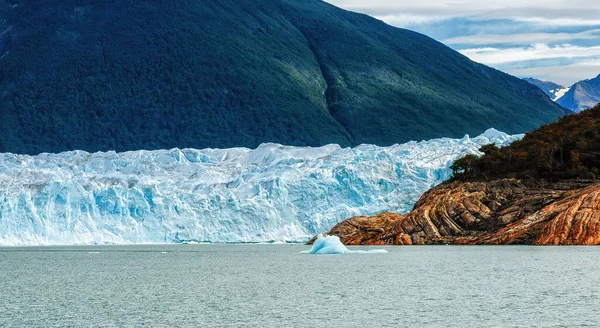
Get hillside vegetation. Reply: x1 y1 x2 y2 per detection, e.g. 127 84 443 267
452 104 600 180
0 0 565 154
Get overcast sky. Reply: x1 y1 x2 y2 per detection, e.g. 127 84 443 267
327 0 600 86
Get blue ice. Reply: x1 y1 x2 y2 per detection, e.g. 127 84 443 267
301 234 388 254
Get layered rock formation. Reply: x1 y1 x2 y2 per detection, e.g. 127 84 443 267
315 179 600 245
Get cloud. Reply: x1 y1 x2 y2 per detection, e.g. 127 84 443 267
444 29 600 45
506 61 600 85
459 44 600 64
326 1 600 84
327 0 600 16
327 0 600 28
513 17 600 27
458 44 600 84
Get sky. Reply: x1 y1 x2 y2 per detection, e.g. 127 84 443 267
326 0 600 86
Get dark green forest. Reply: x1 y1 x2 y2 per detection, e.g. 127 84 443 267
452 104 600 181
0 0 566 154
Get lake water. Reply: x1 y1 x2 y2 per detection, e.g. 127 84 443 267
1 245 599 327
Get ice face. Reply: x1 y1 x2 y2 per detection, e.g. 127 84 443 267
301 234 388 254
0 130 522 245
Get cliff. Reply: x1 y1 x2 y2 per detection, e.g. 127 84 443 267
315 178 600 245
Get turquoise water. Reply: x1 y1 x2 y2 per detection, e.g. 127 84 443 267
1 245 599 327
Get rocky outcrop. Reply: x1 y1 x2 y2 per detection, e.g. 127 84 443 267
314 179 600 245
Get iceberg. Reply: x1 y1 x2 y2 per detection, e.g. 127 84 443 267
0 129 522 246
301 234 387 254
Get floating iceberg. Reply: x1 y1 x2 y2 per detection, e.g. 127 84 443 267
0 128 521 245
301 234 387 254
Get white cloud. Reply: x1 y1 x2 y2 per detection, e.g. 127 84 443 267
445 29 600 45
506 61 600 85
513 17 600 27
327 0 600 15
327 0 600 27
459 44 600 64
326 1 600 83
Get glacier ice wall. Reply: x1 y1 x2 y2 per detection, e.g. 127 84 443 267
0 129 521 245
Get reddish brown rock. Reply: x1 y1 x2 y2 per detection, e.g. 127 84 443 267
314 179 600 245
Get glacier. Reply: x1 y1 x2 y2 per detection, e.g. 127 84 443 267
0 129 521 246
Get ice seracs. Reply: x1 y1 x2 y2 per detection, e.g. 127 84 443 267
0 130 522 246
301 234 387 254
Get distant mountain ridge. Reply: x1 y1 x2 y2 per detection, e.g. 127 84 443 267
556 74 600 113
0 0 566 154
522 78 569 101
525 75 600 112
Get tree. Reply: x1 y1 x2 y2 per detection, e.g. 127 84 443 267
451 153 479 177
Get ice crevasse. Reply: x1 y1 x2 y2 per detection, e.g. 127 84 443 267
0 129 521 245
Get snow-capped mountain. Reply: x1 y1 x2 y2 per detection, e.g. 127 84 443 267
525 75 600 112
523 77 570 102
556 74 600 113
0 129 521 246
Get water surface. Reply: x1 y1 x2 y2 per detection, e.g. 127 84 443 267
1 245 599 327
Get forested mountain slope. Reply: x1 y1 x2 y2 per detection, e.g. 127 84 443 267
0 0 565 154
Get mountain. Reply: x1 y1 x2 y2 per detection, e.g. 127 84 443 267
315 105 600 245
523 75 600 113
523 77 569 101
556 74 600 112
0 0 565 155
0 130 520 245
